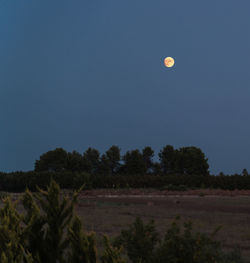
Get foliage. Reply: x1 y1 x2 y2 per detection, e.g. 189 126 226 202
82 148 101 174
241 168 248 176
35 148 68 172
71 172 92 189
106 145 121 175
159 145 177 174
220 248 244 263
0 179 122 262
68 216 97 263
22 179 80 262
113 217 159 263
0 179 245 262
0 197 33 263
114 216 243 263
154 217 224 263
2 171 250 192
177 147 209 176
66 150 85 172
0 191 8 200
142 146 154 174
158 145 209 175
100 235 126 263
122 150 147 175
98 154 112 176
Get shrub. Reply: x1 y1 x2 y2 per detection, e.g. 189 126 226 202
100 235 126 263
113 217 159 263
114 216 243 263
0 191 8 200
154 217 223 263
0 179 124 262
0 197 33 262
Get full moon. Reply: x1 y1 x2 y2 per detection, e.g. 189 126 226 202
164 57 175 68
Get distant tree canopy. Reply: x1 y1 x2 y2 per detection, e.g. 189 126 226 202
82 147 100 174
34 145 209 176
178 146 209 175
142 147 154 174
66 150 84 172
98 145 121 176
242 168 249 176
105 145 121 175
35 148 68 172
122 149 147 175
159 145 209 176
159 145 176 174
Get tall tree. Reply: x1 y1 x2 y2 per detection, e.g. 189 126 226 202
122 150 147 175
66 150 84 172
106 145 121 175
98 154 111 176
158 145 176 174
242 168 248 176
34 148 68 172
22 180 79 263
82 148 100 174
142 146 154 174
177 147 209 175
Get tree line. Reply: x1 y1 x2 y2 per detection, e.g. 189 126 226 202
34 145 210 176
0 145 249 192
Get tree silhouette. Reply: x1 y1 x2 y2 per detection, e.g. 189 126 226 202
122 150 147 175
158 145 176 174
66 150 84 172
106 145 121 175
34 148 68 172
142 146 154 174
82 148 100 174
177 147 209 175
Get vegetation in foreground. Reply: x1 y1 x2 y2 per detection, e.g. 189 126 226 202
0 180 244 262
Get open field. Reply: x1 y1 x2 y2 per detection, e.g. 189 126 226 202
75 189 250 260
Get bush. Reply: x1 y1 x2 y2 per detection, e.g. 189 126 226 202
0 179 124 262
114 216 243 263
0 191 8 200
113 217 159 263
154 217 223 263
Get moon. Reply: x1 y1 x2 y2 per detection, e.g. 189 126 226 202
164 57 175 68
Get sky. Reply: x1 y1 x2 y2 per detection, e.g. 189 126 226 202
1 0 250 175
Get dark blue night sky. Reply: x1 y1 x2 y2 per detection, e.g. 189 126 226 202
1 0 250 174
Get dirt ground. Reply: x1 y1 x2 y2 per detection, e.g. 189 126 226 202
75 189 250 260
79 188 250 197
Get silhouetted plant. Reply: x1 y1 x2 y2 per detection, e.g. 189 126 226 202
113 217 159 263
100 235 126 263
